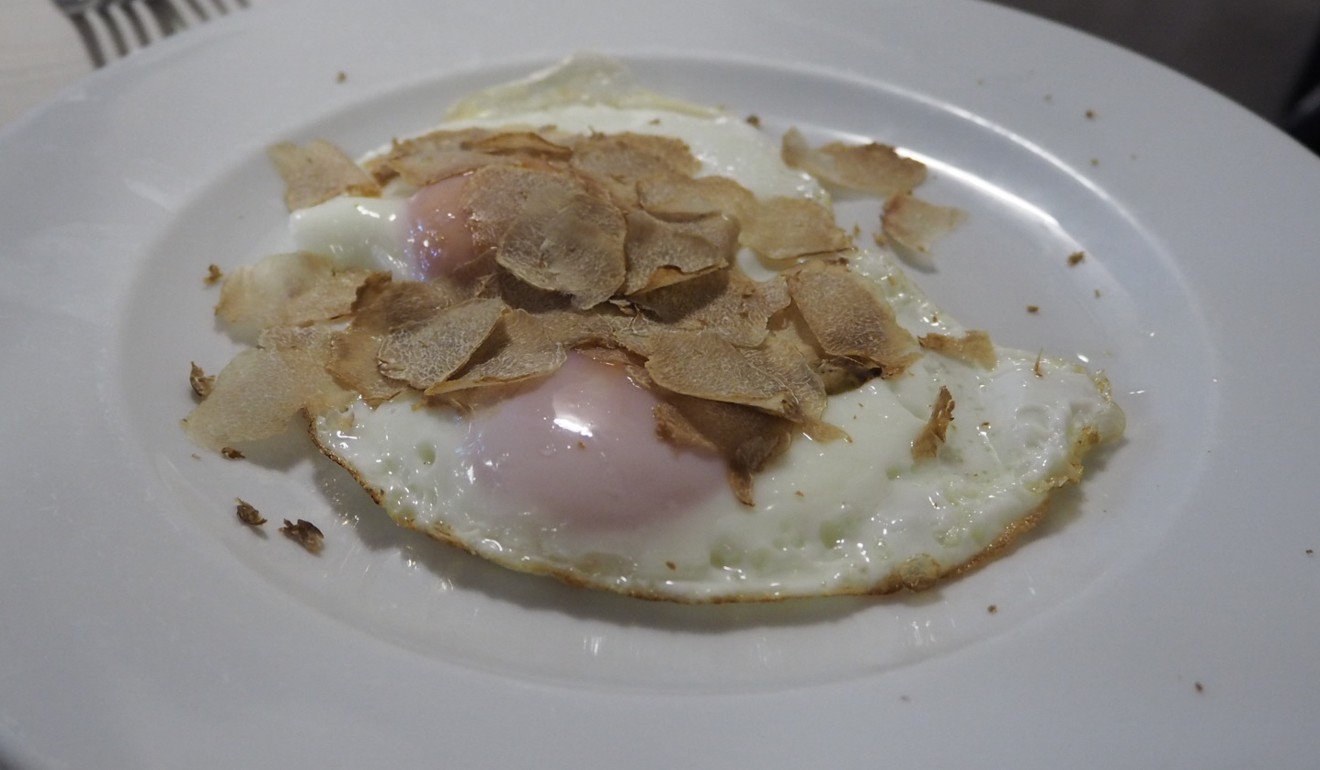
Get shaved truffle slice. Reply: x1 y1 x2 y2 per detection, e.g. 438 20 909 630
622 210 738 294
496 190 627 309
628 270 789 347
570 132 700 186
882 193 967 257
741 197 851 260
912 386 955 460
371 128 497 186
376 298 507 393
567 132 701 208
262 326 354 415
466 131 574 159
391 149 508 188
480 261 638 348
919 330 997 369
540 306 640 349
769 311 870 395
490 268 574 313
637 174 758 224
654 395 793 506
787 260 920 378
781 127 926 199
327 276 473 403
426 309 568 394
626 330 816 422
328 327 406 405
215 252 376 342
461 164 588 253
751 333 835 435
352 274 471 330
490 269 637 347
268 140 381 211
382 130 572 188
183 326 347 451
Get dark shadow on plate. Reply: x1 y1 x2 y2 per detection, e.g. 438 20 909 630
0 742 33 770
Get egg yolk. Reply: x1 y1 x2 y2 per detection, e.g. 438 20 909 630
464 353 728 529
405 175 477 280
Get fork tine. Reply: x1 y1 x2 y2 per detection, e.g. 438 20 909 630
54 0 248 67
115 1 155 48
143 0 187 36
93 2 130 58
179 0 210 22
66 11 110 68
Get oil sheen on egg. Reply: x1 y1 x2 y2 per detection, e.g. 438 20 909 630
298 78 1123 601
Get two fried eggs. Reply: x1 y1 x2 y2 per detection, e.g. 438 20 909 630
190 56 1124 602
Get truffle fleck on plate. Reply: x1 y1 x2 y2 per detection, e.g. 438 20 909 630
1 0 1318 768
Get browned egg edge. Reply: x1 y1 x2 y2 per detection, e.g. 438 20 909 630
302 409 1109 604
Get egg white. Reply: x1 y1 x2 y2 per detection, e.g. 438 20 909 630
292 59 1123 601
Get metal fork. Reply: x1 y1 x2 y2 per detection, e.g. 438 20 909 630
53 0 250 69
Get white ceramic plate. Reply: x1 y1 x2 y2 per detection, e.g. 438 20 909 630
3 0 1319 767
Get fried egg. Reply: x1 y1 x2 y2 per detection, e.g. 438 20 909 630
213 57 1124 602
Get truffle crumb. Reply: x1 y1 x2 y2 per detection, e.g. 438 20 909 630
1068 251 1085 266
281 519 325 553
987 604 998 614
235 499 267 526
336 71 347 83
1194 682 1204 694
220 446 245 460
1307 548 1314 556
911 387 955 461
1085 109 1097 120
204 264 223 286
745 114 761 128
1027 305 1040 314
665 561 677 570
189 362 215 398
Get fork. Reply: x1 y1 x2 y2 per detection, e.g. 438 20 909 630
53 0 250 69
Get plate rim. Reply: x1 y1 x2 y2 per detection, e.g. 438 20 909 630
3 0 1320 767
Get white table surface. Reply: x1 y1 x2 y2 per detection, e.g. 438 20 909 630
0 0 265 130
0 0 95 128
4 0 1311 134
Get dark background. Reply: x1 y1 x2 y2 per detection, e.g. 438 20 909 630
991 0 1320 151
